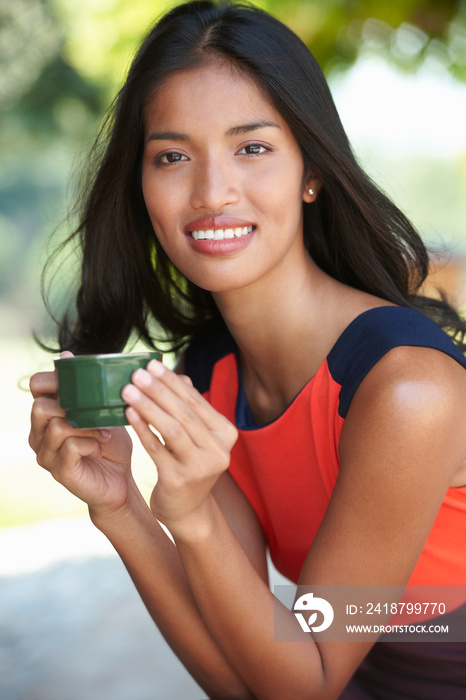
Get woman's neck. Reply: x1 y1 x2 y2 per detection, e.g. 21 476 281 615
212 253 345 421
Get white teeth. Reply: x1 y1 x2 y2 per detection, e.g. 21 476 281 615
190 226 253 240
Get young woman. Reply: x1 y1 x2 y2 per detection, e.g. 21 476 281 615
29 1 466 698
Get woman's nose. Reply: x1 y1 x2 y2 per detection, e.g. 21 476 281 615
190 159 239 211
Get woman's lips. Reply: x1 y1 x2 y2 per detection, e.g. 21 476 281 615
183 216 256 255
185 225 256 256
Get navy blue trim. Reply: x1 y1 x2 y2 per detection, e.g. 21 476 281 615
235 361 257 429
328 306 466 419
184 328 236 395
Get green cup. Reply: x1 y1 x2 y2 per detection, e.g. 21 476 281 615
54 351 162 429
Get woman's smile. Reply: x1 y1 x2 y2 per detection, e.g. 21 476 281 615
183 215 255 255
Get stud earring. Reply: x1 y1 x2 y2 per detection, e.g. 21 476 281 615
308 188 314 196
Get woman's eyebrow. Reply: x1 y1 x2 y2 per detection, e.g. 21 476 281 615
225 120 281 136
145 131 188 144
145 120 281 144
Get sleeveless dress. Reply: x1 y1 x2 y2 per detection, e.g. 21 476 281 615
184 306 466 698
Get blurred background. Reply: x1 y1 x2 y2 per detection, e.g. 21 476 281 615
1 0 465 698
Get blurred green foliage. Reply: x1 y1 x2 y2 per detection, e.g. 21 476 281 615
0 0 465 335
4 0 463 120
266 0 466 79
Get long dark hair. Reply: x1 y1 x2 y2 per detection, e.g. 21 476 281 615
42 0 466 354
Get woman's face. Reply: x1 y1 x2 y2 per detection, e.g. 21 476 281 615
141 61 312 294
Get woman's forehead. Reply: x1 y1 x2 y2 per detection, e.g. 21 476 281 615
144 61 280 130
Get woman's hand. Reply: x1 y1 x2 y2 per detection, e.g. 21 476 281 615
121 359 238 536
29 352 133 519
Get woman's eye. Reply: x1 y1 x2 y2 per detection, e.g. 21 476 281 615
155 152 187 165
237 144 268 155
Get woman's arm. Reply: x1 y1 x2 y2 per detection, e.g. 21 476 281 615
29 363 259 699
89 481 260 698
124 348 466 699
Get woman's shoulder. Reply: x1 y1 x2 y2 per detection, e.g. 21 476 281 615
328 305 466 420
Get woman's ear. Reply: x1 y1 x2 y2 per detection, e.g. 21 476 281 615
303 175 322 203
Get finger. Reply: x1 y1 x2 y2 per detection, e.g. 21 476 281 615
29 352 74 399
36 416 105 472
126 405 229 489
122 383 201 456
30 395 108 447
129 365 230 453
42 435 104 481
29 396 66 452
179 374 193 387
145 360 235 440
31 407 109 465
126 406 176 466
30 370 58 399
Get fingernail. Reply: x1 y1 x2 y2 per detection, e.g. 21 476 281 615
121 384 140 401
147 359 165 376
126 406 139 422
100 429 111 440
133 368 151 386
